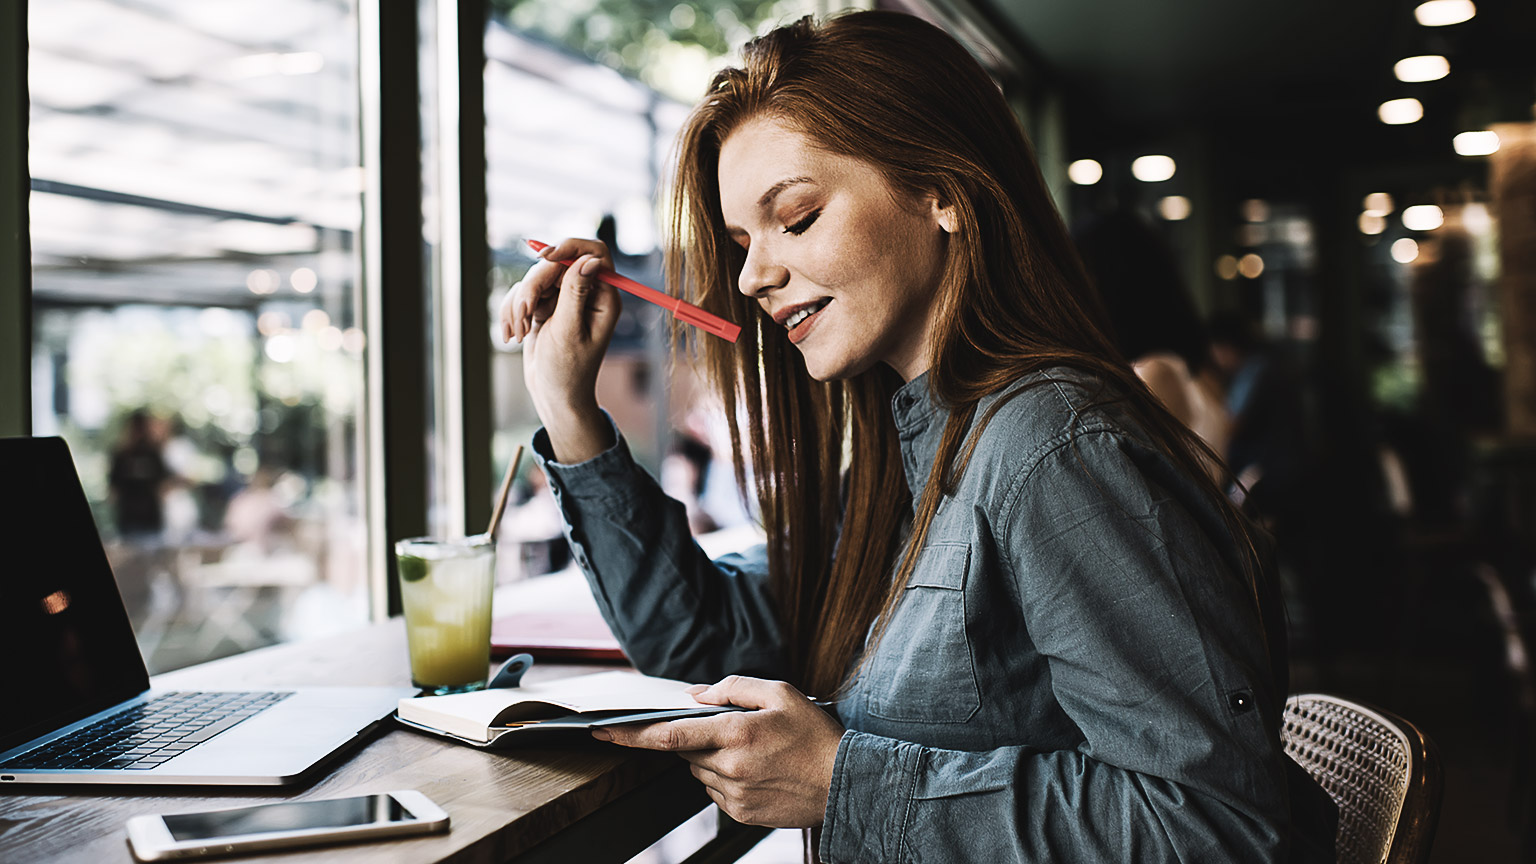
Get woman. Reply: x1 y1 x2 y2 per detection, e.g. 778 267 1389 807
501 12 1333 862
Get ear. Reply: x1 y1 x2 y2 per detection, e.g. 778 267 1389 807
930 198 958 234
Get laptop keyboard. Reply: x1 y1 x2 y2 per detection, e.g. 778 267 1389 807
1 691 292 771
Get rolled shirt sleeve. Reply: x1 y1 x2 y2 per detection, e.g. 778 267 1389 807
531 418 788 682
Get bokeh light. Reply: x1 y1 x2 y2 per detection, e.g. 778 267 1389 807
1378 98 1424 125
1067 159 1103 185
1402 204 1444 231
1131 155 1176 182
1158 196 1192 221
1393 55 1449 82
1414 0 1476 27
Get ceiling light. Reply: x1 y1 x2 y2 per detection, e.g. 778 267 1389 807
1391 238 1420 263
1158 196 1192 221
1402 204 1444 231
1414 0 1476 27
1363 192 1394 216
1379 98 1424 125
1215 255 1239 280
1241 199 1270 223
1358 212 1387 235
1131 155 1176 182
1067 159 1103 185
1393 55 1450 82
1453 130 1500 156
1238 254 1264 279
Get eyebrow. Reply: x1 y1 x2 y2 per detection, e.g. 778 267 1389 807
725 176 815 239
757 176 814 208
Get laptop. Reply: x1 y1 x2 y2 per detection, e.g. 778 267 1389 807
0 436 418 785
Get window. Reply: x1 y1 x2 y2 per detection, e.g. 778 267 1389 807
481 2 819 580
28 0 369 672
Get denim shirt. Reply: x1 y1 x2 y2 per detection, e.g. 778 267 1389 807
533 367 1331 863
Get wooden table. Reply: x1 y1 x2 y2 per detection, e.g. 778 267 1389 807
0 612 759 863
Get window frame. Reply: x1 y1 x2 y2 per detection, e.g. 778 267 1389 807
1 2 29 440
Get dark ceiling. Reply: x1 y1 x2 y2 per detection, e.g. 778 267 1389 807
971 0 1535 159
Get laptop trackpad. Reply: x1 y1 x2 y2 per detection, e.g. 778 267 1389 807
163 689 398 778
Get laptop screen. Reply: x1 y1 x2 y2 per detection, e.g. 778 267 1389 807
0 436 151 754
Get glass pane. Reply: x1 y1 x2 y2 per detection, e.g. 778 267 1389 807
484 19 681 582
28 0 369 673
481 4 824 582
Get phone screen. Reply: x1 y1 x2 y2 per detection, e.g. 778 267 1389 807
161 795 415 842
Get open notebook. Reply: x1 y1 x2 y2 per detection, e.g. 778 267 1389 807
394 671 738 746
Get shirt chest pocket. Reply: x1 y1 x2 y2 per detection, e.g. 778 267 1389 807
866 542 981 724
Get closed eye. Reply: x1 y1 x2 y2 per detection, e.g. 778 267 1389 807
782 209 821 236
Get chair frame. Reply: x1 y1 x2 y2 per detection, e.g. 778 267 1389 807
1283 693 1444 864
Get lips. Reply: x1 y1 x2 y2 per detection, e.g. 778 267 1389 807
772 298 824 327
786 300 828 330
783 299 830 344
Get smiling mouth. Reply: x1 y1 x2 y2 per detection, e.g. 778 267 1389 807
784 299 831 330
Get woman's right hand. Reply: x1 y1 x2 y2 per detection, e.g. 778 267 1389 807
499 237 621 463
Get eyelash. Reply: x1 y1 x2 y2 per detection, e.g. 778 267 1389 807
782 209 821 236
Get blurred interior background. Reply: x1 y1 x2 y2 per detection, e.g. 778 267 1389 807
5 0 1536 859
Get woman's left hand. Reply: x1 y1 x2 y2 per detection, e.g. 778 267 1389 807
592 676 845 828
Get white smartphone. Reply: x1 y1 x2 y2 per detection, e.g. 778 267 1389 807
124 790 449 861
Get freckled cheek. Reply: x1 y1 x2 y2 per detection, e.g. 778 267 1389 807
805 234 895 289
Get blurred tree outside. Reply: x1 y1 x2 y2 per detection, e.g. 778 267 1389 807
491 0 815 102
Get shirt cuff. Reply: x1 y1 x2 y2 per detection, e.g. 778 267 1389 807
530 415 650 519
820 731 924 864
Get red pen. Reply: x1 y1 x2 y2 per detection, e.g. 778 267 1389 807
526 239 742 343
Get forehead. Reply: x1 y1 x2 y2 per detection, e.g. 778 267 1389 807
717 117 824 214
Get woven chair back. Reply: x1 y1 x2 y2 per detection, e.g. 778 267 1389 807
1282 693 1443 864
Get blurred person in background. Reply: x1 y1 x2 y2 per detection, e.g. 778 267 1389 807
1073 209 1232 474
1207 310 1326 657
223 466 295 554
660 431 721 535
1208 310 1308 517
1401 229 1503 528
108 409 172 541
155 414 202 540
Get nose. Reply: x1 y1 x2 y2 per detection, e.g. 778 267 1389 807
736 243 788 299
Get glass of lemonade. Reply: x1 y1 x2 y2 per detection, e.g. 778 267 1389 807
395 536 496 695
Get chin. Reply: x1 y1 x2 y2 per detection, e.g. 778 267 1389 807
798 349 875 383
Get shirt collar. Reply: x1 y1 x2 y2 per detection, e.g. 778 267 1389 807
891 371 944 502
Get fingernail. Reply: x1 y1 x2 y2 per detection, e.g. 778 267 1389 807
502 323 511 344
590 728 613 741
684 684 708 695
579 257 601 277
